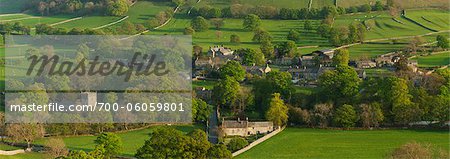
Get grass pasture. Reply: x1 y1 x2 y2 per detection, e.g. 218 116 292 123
56 16 122 29
236 128 450 159
34 125 202 157
150 14 329 50
346 42 405 59
412 51 450 68
125 1 173 24
335 12 433 40
406 9 450 31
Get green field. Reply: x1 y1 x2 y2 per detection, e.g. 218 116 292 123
149 14 329 50
334 12 440 40
365 68 394 77
237 128 450 159
406 9 450 31
412 51 450 68
56 16 122 29
124 1 173 24
193 80 217 89
347 42 406 59
33 125 202 157
0 153 48 159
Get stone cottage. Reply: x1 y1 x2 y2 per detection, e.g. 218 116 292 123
221 118 274 137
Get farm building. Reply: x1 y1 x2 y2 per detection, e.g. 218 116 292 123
244 64 272 76
221 118 274 137
210 45 234 57
356 60 377 68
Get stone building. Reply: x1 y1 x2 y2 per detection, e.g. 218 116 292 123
221 118 274 137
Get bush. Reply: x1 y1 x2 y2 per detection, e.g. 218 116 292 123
333 104 357 128
288 106 311 125
390 142 432 159
287 29 301 42
184 27 195 35
230 34 241 44
227 137 248 152
45 138 68 158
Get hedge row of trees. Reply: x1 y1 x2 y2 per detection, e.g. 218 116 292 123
27 0 130 16
189 2 387 20
0 22 32 35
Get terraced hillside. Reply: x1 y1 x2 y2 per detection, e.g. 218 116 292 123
406 9 450 31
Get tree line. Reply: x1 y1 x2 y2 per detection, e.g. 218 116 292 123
25 0 131 16
189 2 387 20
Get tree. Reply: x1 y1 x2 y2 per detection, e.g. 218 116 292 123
374 1 384 11
304 20 313 33
237 48 265 66
318 65 361 103
275 40 297 58
191 16 209 32
252 28 272 43
6 124 44 149
119 21 137 34
288 107 311 126
287 29 301 42
218 60 245 82
208 144 232 159
215 30 223 39
312 103 333 127
45 138 68 158
333 104 358 128
266 93 289 127
243 14 261 31
188 129 211 159
135 127 211 159
94 132 123 157
213 76 240 108
436 35 449 49
359 4 372 13
192 98 211 122
184 26 195 35
260 40 275 59
358 103 384 128
227 137 248 152
106 0 129 16
230 34 241 44
389 78 419 125
210 18 224 30
332 49 349 66
356 23 366 42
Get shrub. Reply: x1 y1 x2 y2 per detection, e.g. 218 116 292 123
333 104 357 128
227 137 248 152
184 27 195 35
390 142 431 159
230 34 241 44
45 138 68 158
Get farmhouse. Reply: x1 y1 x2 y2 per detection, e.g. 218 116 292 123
356 60 377 68
221 118 274 137
210 45 234 58
244 64 272 76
